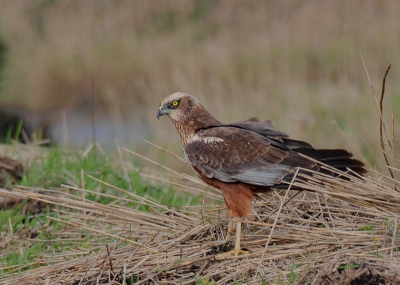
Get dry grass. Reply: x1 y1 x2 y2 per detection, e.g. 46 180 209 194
1 153 400 284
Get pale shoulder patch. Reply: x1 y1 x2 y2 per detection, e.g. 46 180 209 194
202 137 224 144
187 134 224 144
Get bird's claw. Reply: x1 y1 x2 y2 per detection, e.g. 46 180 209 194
216 248 249 259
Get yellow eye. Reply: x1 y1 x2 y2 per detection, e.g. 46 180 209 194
172 100 179 107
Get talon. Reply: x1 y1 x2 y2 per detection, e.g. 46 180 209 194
216 249 248 259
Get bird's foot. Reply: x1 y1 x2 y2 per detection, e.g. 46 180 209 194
215 220 248 259
216 248 249 259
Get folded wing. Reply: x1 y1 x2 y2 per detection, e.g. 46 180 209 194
184 126 318 186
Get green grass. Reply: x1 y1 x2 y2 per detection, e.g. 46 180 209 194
0 116 23 144
0 202 58 273
19 147 201 209
0 147 202 276
195 275 216 285
287 264 298 284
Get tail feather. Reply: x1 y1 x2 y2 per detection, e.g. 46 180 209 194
275 147 367 189
295 148 367 174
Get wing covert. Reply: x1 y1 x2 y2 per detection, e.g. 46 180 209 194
184 127 298 186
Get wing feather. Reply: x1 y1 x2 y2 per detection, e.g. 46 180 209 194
184 127 310 186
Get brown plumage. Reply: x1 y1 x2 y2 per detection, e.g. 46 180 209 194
157 92 366 256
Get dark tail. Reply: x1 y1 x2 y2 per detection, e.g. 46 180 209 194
295 148 367 175
272 148 367 189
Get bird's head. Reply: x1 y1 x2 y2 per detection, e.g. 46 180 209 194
157 92 202 123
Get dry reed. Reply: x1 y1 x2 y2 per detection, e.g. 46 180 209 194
1 157 399 284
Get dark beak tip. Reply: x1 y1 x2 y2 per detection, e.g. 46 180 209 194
156 109 163 120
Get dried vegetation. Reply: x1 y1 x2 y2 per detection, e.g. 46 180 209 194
1 162 400 284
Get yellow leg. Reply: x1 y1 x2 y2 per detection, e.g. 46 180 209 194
217 220 249 258
232 221 248 256
225 219 234 242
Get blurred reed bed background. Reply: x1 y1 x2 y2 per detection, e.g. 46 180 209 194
0 0 399 172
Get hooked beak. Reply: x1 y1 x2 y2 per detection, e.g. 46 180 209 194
157 107 165 120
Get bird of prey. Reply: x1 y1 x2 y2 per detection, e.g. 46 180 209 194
157 92 366 256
